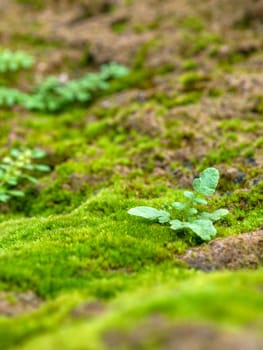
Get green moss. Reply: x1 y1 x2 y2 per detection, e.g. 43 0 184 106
111 20 128 33
211 182 263 236
254 137 263 148
5 269 263 350
179 72 210 91
197 142 254 167
181 17 205 32
181 32 221 57
0 293 83 349
0 187 188 294
133 18 162 33
84 120 109 140
1 177 262 299
192 33 221 55
132 40 160 69
104 65 175 93
219 119 245 132
154 91 202 108
182 59 198 71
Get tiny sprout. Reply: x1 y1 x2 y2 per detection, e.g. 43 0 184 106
128 168 229 241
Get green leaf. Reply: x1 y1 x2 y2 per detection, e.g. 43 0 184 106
193 167 219 196
0 193 9 202
22 175 38 184
171 202 187 211
186 208 198 216
128 206 170 223
76 92 90 102
7 178 18 186
193 197 208 205
8 190 25 197
10 149 21 157
31 149 46 159
3 157 12 164
169 219 185 230
187 219 216 240
158 212 171 224
199 209 229 222
184 191 194 199
34 164 51 172
23 164 34 171
170 219 216 240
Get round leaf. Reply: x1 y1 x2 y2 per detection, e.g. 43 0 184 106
172 202 187 211
184 191 194 199
186 219 217 240
170 219 216 241
193 167 219 196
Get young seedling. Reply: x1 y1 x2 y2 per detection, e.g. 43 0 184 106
128 167 228 241
0 148 50 203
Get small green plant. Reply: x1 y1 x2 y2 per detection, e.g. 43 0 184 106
0 148 50 203
23 62 129 112
0 49 34 73
0 87 26 107
0 54 129 111
128 167 229 241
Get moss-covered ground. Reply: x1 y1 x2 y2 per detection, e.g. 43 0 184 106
0 0 263 348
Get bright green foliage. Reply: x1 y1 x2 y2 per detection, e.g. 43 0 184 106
0 87 26 107
193 167 219 195
128 168 229 241
170 218 217 241
23 62 129 112
0 148 50 203
0 49 34 73
0 60 129 111
179 72 208 90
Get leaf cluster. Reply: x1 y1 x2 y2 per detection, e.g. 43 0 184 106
0 87 27 107
0 60 129 112
128 168 229 241
0 49 34 73
0 148 50 203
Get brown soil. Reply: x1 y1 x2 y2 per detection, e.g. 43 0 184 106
179 230 263 271
0 291 42 317
2 0 263 69
104 315 263 350
70 300 105 319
